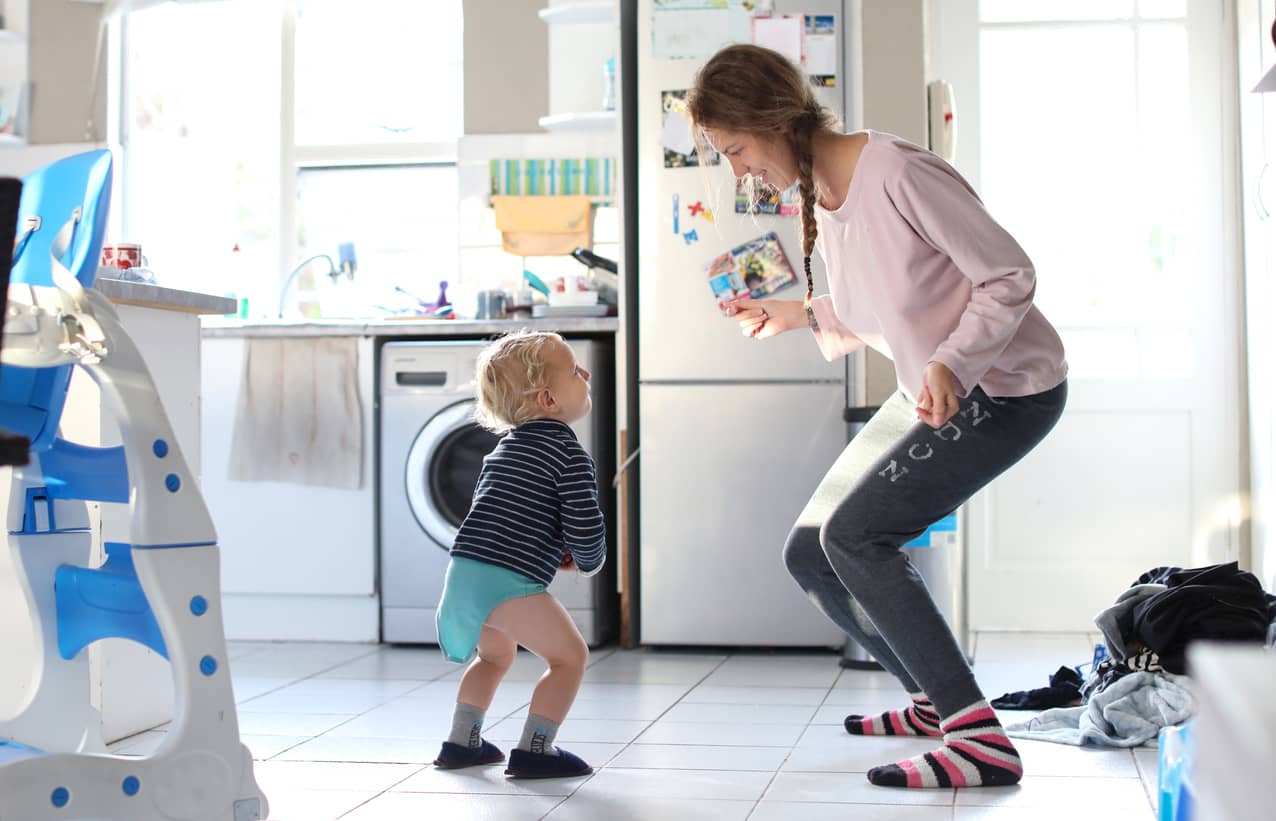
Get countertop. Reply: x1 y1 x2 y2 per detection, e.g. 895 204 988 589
95 278 238 315
201 316 620 338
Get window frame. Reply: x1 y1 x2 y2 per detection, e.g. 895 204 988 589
110 0 461 290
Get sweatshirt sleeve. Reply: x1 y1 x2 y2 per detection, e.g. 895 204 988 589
809 294 865 361
557 443 606 576
887 151 1037 396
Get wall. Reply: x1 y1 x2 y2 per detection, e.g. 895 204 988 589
858 0 929 405
28 0 106 144
463 0 548 134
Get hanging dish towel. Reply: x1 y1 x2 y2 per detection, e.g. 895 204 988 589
492 194 593 256
228 337 364 489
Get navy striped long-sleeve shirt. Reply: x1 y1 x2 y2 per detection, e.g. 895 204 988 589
451 418 606 587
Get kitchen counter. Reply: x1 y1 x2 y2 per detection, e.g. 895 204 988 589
95 278 238 315
201 315 620 338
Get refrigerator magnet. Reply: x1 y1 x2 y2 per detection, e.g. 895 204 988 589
682 229 699 245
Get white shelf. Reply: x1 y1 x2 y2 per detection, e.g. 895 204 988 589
0 134 25 146
537 3 613 25
538 111 617 133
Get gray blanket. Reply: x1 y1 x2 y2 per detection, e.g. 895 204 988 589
1006 671 1195 747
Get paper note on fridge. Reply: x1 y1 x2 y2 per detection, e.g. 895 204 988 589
660 106 697 157
652 8 731 60
752 16 803 66
805 15 837 77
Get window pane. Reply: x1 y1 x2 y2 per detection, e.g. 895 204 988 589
294 0 463 146
1139 0 1186 18
980 0 1133 23
295 164 459 316
979 20 1193 379
123 1 280 307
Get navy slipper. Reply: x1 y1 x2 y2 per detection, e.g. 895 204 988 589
433 739 506 769
504 746 593 779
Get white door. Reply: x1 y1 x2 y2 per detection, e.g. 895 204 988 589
1238 0 1276 595
932 0 1243 630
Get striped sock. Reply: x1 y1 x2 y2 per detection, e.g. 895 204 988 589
844 693 942 737
867 700 1022 789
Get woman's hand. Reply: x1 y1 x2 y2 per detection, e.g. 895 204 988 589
723 299 806 339
916 361 960 428
559 550 576 570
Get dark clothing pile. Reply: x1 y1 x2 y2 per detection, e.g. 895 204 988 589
1079 648 1163 701
995 562 1276 708
1000 562 1275 747
991 665 1083 710
1125 562 1273 674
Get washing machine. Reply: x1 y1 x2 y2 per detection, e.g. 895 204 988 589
378 338 616 645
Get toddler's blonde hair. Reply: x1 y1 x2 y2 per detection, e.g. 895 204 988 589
474 330 564 434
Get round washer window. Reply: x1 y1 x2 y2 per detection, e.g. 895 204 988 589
429 423 501 528
405 400 502 549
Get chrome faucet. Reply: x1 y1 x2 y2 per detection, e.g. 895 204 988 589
277 243 357 319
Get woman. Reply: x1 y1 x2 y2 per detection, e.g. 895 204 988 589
687 44 1068 790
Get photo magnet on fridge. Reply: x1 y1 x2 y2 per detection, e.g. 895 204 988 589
661 89 720 168
705 231 799 310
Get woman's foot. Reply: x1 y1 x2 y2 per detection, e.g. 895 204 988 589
433 739 506 769
504 747 593 779
867 700 1022 788
845 693 942 737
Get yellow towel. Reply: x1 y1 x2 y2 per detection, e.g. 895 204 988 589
227 337 364 489
492 195 593 256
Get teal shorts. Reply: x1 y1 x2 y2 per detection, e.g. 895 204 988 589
436 556 546 664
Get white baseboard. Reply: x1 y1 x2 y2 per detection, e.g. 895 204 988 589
222 594 380 642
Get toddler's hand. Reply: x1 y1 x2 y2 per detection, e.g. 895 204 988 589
559 550 577 570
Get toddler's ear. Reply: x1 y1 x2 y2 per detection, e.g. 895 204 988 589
535 387 558 413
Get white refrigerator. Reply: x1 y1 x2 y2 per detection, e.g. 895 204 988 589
632 0 853 646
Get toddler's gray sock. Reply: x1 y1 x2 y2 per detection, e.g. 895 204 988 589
517 713 561 757
447 702 486 749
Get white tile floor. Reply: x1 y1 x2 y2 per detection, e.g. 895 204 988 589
109 634 1161 820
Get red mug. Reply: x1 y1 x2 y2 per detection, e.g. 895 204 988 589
101 243 144 270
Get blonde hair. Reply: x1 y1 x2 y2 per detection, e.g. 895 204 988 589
687 44 838 307
474 330 564 434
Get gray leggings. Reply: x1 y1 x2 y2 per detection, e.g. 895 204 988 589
784 381 1067 718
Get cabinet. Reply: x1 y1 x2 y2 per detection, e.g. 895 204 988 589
0 0 27 144
199 334 379 643
540 1 617 133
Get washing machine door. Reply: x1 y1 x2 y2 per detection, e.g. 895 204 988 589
405 399 502 549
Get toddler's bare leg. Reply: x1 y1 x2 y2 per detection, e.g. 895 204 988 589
486 592 587 722
457 624 518 710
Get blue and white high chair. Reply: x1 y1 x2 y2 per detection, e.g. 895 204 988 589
0 151 268 820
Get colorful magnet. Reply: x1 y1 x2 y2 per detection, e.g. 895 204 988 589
682 229 699 245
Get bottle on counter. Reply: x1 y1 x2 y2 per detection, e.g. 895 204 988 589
223 243 250 318
602 56 616 112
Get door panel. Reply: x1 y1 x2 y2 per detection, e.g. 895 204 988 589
639 382 847 646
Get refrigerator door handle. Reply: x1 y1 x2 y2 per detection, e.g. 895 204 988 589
843 406 882 424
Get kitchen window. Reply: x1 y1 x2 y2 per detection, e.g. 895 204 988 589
111 0 463 315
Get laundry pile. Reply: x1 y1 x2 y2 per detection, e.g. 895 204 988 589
995 561 1276 747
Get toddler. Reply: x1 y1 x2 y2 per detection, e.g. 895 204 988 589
433 330 605 779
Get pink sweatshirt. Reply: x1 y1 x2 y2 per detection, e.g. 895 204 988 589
810 130 1068 401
